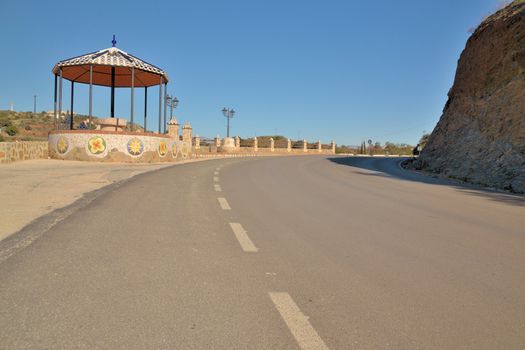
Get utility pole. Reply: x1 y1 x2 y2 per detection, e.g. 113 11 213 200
33 95 37 114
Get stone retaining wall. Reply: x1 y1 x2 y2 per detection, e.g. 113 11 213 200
0 142 48 164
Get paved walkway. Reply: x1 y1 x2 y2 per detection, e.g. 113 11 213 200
0 159 174 241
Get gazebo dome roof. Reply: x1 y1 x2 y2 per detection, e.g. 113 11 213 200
52 46 169 88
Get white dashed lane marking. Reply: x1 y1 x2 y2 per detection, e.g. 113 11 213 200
229 223 258 252
269 292 329 350
214 184 222 192
214 171 219 175
213 176 219 182
217 197 231 210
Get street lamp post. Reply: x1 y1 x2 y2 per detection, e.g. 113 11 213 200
222 107 235 137
166 95 179 120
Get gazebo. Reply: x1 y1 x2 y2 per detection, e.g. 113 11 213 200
48 38 192 164
51 36 170 133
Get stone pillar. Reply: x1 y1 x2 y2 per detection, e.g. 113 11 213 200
235 136 241 149
182 122 193 145
215 135 221 148
195 135 201 150
270 138 275 152
318 140 322 153
167 117 179 139
287 138 291 152
331 140 336 154
254 137 258 152
303 139 307 152
221 137 235 152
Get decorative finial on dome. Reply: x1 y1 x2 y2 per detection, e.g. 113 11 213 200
111 34 117 47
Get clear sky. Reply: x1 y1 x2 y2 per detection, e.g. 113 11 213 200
0 0 503 145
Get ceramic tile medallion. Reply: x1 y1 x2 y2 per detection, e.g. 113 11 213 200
56 136 69 154
158 141 168 157
127 138 144 156
87 136 106 155
181 143 189 159
172 143 178 157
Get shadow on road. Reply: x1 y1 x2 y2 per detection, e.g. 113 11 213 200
327 156 525 207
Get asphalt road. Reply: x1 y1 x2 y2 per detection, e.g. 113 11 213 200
1 156 524 349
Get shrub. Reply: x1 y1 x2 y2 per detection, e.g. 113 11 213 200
0 134 4 142
5 125 18 136
25 124 32 131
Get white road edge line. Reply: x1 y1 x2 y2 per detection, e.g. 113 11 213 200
213 176 219 182
214 184 222 192
217 197 231 210
269 292 329 350
229 223 258 252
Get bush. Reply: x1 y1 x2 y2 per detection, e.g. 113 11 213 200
0 119 12 128
5 125 18 136
25 124 32 131
0 134 4 142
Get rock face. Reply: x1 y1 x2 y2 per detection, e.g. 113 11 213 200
418 1 525 193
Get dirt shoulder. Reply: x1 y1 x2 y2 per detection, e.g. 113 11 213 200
0 159 174 241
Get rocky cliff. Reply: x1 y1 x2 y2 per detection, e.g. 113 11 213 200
418 1 525 193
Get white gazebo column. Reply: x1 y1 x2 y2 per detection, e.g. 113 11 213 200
53 74 57 130
58 68 63 130
89 64 93 127
163 82 167 133
158 76 163 134
69 81 74 130
144 86 148 132
130 67 135 131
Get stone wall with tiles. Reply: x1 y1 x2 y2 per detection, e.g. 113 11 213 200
49 130 192 163
0 141 48 164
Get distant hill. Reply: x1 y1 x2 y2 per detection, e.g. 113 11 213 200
0 111 144 142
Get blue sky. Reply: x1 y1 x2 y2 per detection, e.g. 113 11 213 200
0 0 502 145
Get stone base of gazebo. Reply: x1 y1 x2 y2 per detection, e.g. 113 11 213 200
49 130 192 163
